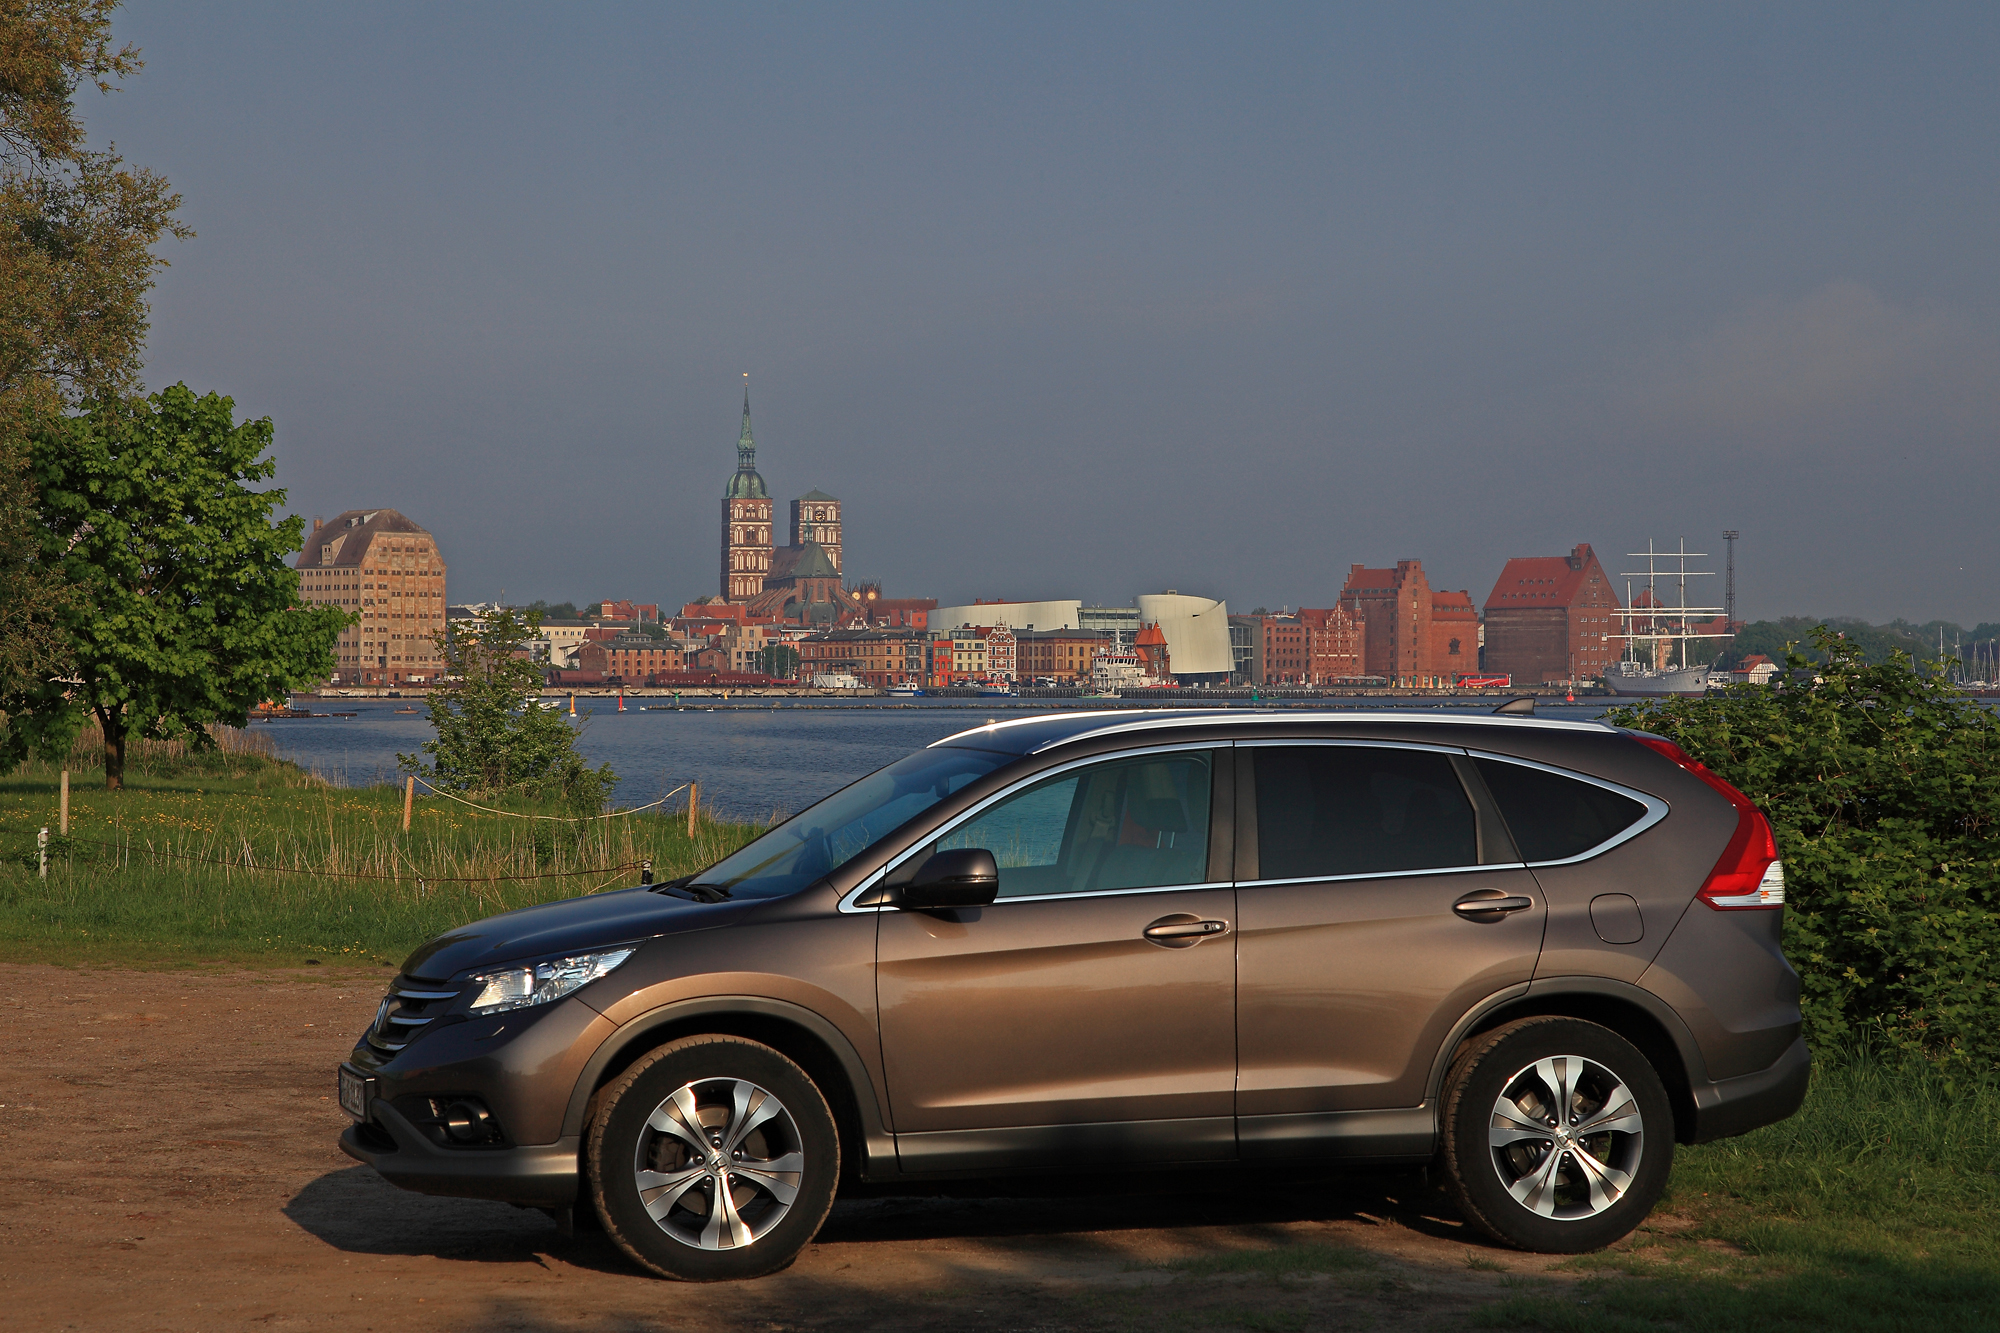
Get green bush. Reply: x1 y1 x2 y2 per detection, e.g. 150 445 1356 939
1607 629 2000 1069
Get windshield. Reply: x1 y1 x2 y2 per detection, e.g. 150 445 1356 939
690 746 1015 899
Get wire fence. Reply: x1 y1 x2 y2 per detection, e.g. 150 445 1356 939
410 777 689 822
46 833 653 885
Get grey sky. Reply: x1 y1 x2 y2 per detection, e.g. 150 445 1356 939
91 3 1999 622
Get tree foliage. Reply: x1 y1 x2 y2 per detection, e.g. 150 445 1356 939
400 608 616 814
4 386 347 787
0 0 187 704
759 642 800 679
1607 628 2000 1068
1725 617 2000 671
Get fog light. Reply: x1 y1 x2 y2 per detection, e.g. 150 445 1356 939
441 1100 494 1144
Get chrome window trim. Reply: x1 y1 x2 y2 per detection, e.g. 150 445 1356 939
923 708 1617 754
837 740 1225 914
1463 750 1669 867
1238 862 1528 890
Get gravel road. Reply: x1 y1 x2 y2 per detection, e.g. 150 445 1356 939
0 963 1593 1331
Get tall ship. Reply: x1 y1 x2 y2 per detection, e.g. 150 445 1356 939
1604 540 1732 698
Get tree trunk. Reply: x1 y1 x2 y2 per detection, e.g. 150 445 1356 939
98 705 126 790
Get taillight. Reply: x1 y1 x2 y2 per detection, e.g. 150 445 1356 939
1631 736 1785 910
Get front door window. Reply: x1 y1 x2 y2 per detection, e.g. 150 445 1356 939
936 750 1213 898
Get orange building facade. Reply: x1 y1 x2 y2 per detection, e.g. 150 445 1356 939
296 509 447 687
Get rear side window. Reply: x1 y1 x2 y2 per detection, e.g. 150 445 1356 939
1474 758 1647 863
1253 746 1477 880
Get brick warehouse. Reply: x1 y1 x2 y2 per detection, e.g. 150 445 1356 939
1482 543 1623 684
1337 560 1476 687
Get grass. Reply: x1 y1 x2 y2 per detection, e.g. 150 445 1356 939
0 727 763 968
1476 1053 2000 1331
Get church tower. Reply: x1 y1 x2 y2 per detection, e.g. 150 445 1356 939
790 489 842 573
721 380 773 602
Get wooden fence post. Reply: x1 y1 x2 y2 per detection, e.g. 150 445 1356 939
687 780 698 838
59 770 69 836
403 775 415 832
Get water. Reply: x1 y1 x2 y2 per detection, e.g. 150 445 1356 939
261 697 1634 823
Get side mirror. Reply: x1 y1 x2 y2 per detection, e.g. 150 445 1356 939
899 848 999 909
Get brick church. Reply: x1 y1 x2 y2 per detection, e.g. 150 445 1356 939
719 383 860 625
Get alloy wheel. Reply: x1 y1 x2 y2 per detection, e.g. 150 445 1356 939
1487 1054 1644 1220
632 1077 805 1250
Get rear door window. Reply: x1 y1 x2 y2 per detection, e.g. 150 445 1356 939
1251 745 1477 880
1473 758 1647 863
937 750 1213 898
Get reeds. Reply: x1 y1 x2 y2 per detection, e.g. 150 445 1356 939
0 750 761 963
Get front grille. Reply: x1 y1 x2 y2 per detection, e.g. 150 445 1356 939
365 976 463 1053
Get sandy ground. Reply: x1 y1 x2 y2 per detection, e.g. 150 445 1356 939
0 963 1600 1332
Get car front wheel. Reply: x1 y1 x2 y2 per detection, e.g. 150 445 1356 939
1439 1016 1673 1253
586 1034 840 1281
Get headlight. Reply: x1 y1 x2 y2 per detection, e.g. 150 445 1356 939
469 947 635 1015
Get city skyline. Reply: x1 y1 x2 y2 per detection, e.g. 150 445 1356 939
93 3 2000 623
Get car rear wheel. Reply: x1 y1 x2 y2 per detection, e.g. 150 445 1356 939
587 1035 839 1281
1439 1016 1673 1253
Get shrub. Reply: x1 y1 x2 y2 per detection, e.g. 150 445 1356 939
398 607 615 815
1606 629 2000 1069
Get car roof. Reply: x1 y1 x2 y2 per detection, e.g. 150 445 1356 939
931 708 1619 756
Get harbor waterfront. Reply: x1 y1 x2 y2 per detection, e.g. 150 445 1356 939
269 695 1632 823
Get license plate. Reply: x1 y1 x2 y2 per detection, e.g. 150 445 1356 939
337 1066 372 1119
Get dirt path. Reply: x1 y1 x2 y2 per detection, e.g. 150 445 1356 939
0 963 1595 1331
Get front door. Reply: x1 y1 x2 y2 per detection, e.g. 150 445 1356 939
1233 742 1546 1157
877 747 1236 1171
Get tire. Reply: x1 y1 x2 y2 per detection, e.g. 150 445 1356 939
586 1035 840 1281
1438 1016 1673 1254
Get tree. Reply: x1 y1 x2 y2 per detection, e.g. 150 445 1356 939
6 386 348 787
0 0 188 703
759 642 801 679
1606 628 2000 1067
400 607 615 813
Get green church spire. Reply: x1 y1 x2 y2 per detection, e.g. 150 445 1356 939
725 373 768 499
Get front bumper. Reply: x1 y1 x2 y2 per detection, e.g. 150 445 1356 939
339 1095 580 1207
1686 1035 1811 1143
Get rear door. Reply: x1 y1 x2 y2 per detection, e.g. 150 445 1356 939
1232 741 1546 1157
876 746 1237 1171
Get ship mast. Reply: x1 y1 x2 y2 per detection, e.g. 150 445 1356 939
1611 539 1732 674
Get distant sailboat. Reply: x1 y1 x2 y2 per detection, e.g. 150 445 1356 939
1605 539 1732 698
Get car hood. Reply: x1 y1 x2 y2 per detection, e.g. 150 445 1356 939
400 885 749 980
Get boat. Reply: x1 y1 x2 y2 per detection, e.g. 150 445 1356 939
975 683 1016 697
1603 540 1733 698
886 685 923 697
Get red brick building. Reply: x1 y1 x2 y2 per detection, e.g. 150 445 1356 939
799 629 929 687
1254 616 1311 684
1014 629 1110 684
1339 560 1437 686
577 637 685 682
1296 605 1369 682
1481 543 1622 684
1336 561 1481 686
1430 591 1480 680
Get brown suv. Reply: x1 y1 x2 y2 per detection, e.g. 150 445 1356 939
338 709 1808 1280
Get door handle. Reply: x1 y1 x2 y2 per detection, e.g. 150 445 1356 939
1452 890 1535 922
1142 914 1229 948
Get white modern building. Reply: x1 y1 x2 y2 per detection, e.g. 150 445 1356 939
1136 592 1234 680
929 598 1083 632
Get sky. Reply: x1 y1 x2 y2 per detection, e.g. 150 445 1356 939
88 2 2000 623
